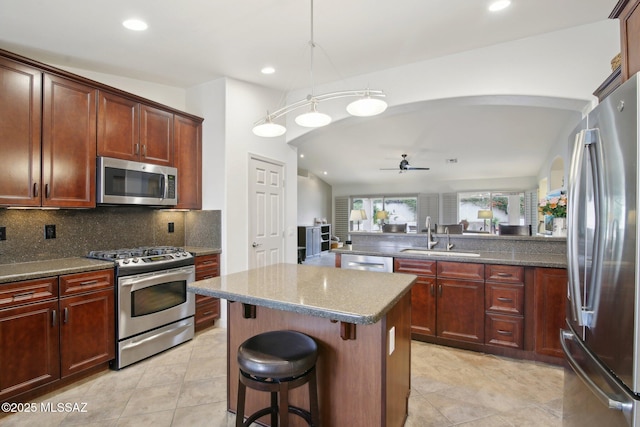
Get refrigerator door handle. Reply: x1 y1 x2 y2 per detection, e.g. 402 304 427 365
561 329 634 414
567 130 586 324
583 129 605 328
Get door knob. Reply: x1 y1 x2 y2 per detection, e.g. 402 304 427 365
252 242 262 248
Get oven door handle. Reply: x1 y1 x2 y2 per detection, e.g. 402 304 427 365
120 268 194 291
122 321 193 350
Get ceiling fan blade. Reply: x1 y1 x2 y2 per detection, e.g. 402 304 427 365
380 168 400 170
406 166 430 170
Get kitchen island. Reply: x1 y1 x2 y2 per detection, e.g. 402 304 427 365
188 263 417 427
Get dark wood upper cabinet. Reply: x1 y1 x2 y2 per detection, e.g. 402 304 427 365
0 57 42 206
97 91 140 161
0 48 203 209
174 114 203 209
42 74 97 208
97 92 174 167
140 104 173 166
611 0 640 82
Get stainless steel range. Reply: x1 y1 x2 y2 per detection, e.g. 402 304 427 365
88 246 195 369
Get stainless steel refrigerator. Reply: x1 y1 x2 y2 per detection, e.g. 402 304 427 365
562 73 640 426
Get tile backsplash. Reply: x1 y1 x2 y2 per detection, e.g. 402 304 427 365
0 207 221 264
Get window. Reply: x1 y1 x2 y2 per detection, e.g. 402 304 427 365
350 196 418 232
458 191 525 233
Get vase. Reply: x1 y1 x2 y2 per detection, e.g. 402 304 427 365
552 217 567 237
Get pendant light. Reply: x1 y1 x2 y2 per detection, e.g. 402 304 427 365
295 100 332 127
252 0 387 137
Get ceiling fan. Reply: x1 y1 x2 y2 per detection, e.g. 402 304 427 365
381 154 430 173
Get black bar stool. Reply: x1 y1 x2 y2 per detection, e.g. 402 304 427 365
236 330 320 427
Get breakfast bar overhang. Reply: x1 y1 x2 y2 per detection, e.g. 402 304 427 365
188 263 417 426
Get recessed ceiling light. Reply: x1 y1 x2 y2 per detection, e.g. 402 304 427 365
488 0 511 12
323 171 328 175
300 154 305 158
122 19 148 31
261 66 275 75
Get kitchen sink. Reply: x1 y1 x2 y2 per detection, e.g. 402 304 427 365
399 249 481 257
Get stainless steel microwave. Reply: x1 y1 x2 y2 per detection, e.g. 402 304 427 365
97 157 177 206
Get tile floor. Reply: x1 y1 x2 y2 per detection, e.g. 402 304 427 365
0 325 564 426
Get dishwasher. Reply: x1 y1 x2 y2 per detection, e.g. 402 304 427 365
340 253 393 272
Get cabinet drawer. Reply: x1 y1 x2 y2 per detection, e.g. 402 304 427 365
59 269 114 297
195 295 220 322
195 254 220 279
437 261 484 281
485 283 524 315
196 268 219 281
485 313 523 349
0 277 58 309
485 265 524 284
394 258 437 276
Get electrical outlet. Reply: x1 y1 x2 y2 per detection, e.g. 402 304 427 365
168 222 175 233
45 224 56 239
0 226 6 241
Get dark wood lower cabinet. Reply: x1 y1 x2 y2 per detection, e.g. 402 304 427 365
0 300 60 400
398 257 567 363
60 288 115 377
533 267 568 358
437 278 485 344
0 269 115 403
194 254 221 331
410 276 436 337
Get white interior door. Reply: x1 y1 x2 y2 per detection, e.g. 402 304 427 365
248 155 284 268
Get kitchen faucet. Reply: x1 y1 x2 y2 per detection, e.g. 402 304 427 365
445 227 454 251
425 216 437 248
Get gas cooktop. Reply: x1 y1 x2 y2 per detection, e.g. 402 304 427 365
87 246 194 272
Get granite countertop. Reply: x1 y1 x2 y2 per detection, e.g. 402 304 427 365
0 246 221 285
184 246 222 256
188 263 417 325
333 245 566 268
0 258 115 284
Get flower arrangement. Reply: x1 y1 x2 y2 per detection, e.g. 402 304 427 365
539 194 567 218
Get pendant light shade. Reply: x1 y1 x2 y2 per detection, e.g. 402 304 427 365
346 95 388 117
252 116 287 137
295 102 332 127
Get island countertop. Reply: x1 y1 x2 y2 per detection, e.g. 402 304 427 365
188 262 417 325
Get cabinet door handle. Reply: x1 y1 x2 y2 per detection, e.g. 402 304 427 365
496 272 513 277
497 297 513 303
63 307 69 324
202 275 214 279
33 183 39 197
142 145 147 157
135 143 140 155
430 283 435 297
438 284 443 297
80 280 98 286
203 311 214 316
45 184 50 199
52 309 57 327
497 329 513 336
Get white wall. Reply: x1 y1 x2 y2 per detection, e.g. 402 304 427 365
186 78 299 278
297 172 332 225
